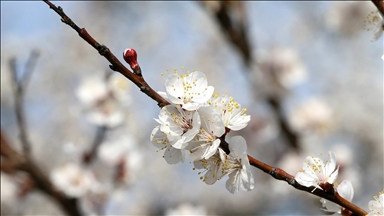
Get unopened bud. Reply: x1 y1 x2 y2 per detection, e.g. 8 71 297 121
123 48 142 76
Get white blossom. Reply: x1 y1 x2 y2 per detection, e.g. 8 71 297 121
1 173 18 204
187 106 225 161
97 136 137 166
368 190 384 216
161 70 214 111
156 104 201 149
326 1 372 36
76 76 109 106
320 180 354 214
107 73 132 104
288 98 332 134
253 47 306 96
223 136 254 194
193 148 226 185
165 203 209 216
76 74 131 127
364 11 384 41
295 151 339 191
50 163 98 198
151 126 185 164
209 93 250 131
115 150 143 186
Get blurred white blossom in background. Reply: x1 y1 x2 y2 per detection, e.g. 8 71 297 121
364 10 384 41
288 98 333 134
50 162 99 198
1 173 18 204
253 46 307 97
76 73 132 128
165 203 209 216
326 1 374 36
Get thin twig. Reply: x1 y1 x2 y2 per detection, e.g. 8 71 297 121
43 0 168 108
83 126 107 164
21 50 40 89
9 51 39 154
267 97 300 150
42 1 367 215
1 129 82 216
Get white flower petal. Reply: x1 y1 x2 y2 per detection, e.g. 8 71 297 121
228 136 248 156
225 171 239 194
239 168 254 191
164 146 185 165
223 136 253 194
337 180 354 202
295 171 319 188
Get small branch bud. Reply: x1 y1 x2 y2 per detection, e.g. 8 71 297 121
123 48 142 76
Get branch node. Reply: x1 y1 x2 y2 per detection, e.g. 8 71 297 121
109 65 118 71
269 168 277 176
288 179 296 186
97 44 109 56
140 86 148 92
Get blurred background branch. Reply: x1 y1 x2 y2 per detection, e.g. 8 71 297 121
9 50 40 154
1 129 82 216
200 1 301 151
199 1 252 66
82 125 107 164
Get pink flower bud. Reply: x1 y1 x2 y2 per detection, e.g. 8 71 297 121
123 48 142 76
123 48 138 69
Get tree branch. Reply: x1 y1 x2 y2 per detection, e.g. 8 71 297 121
42 1 367 215
1 129 82 216
372 0 384 15
43 0 168 108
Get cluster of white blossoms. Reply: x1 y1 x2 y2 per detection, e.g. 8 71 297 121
151 70 254 194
